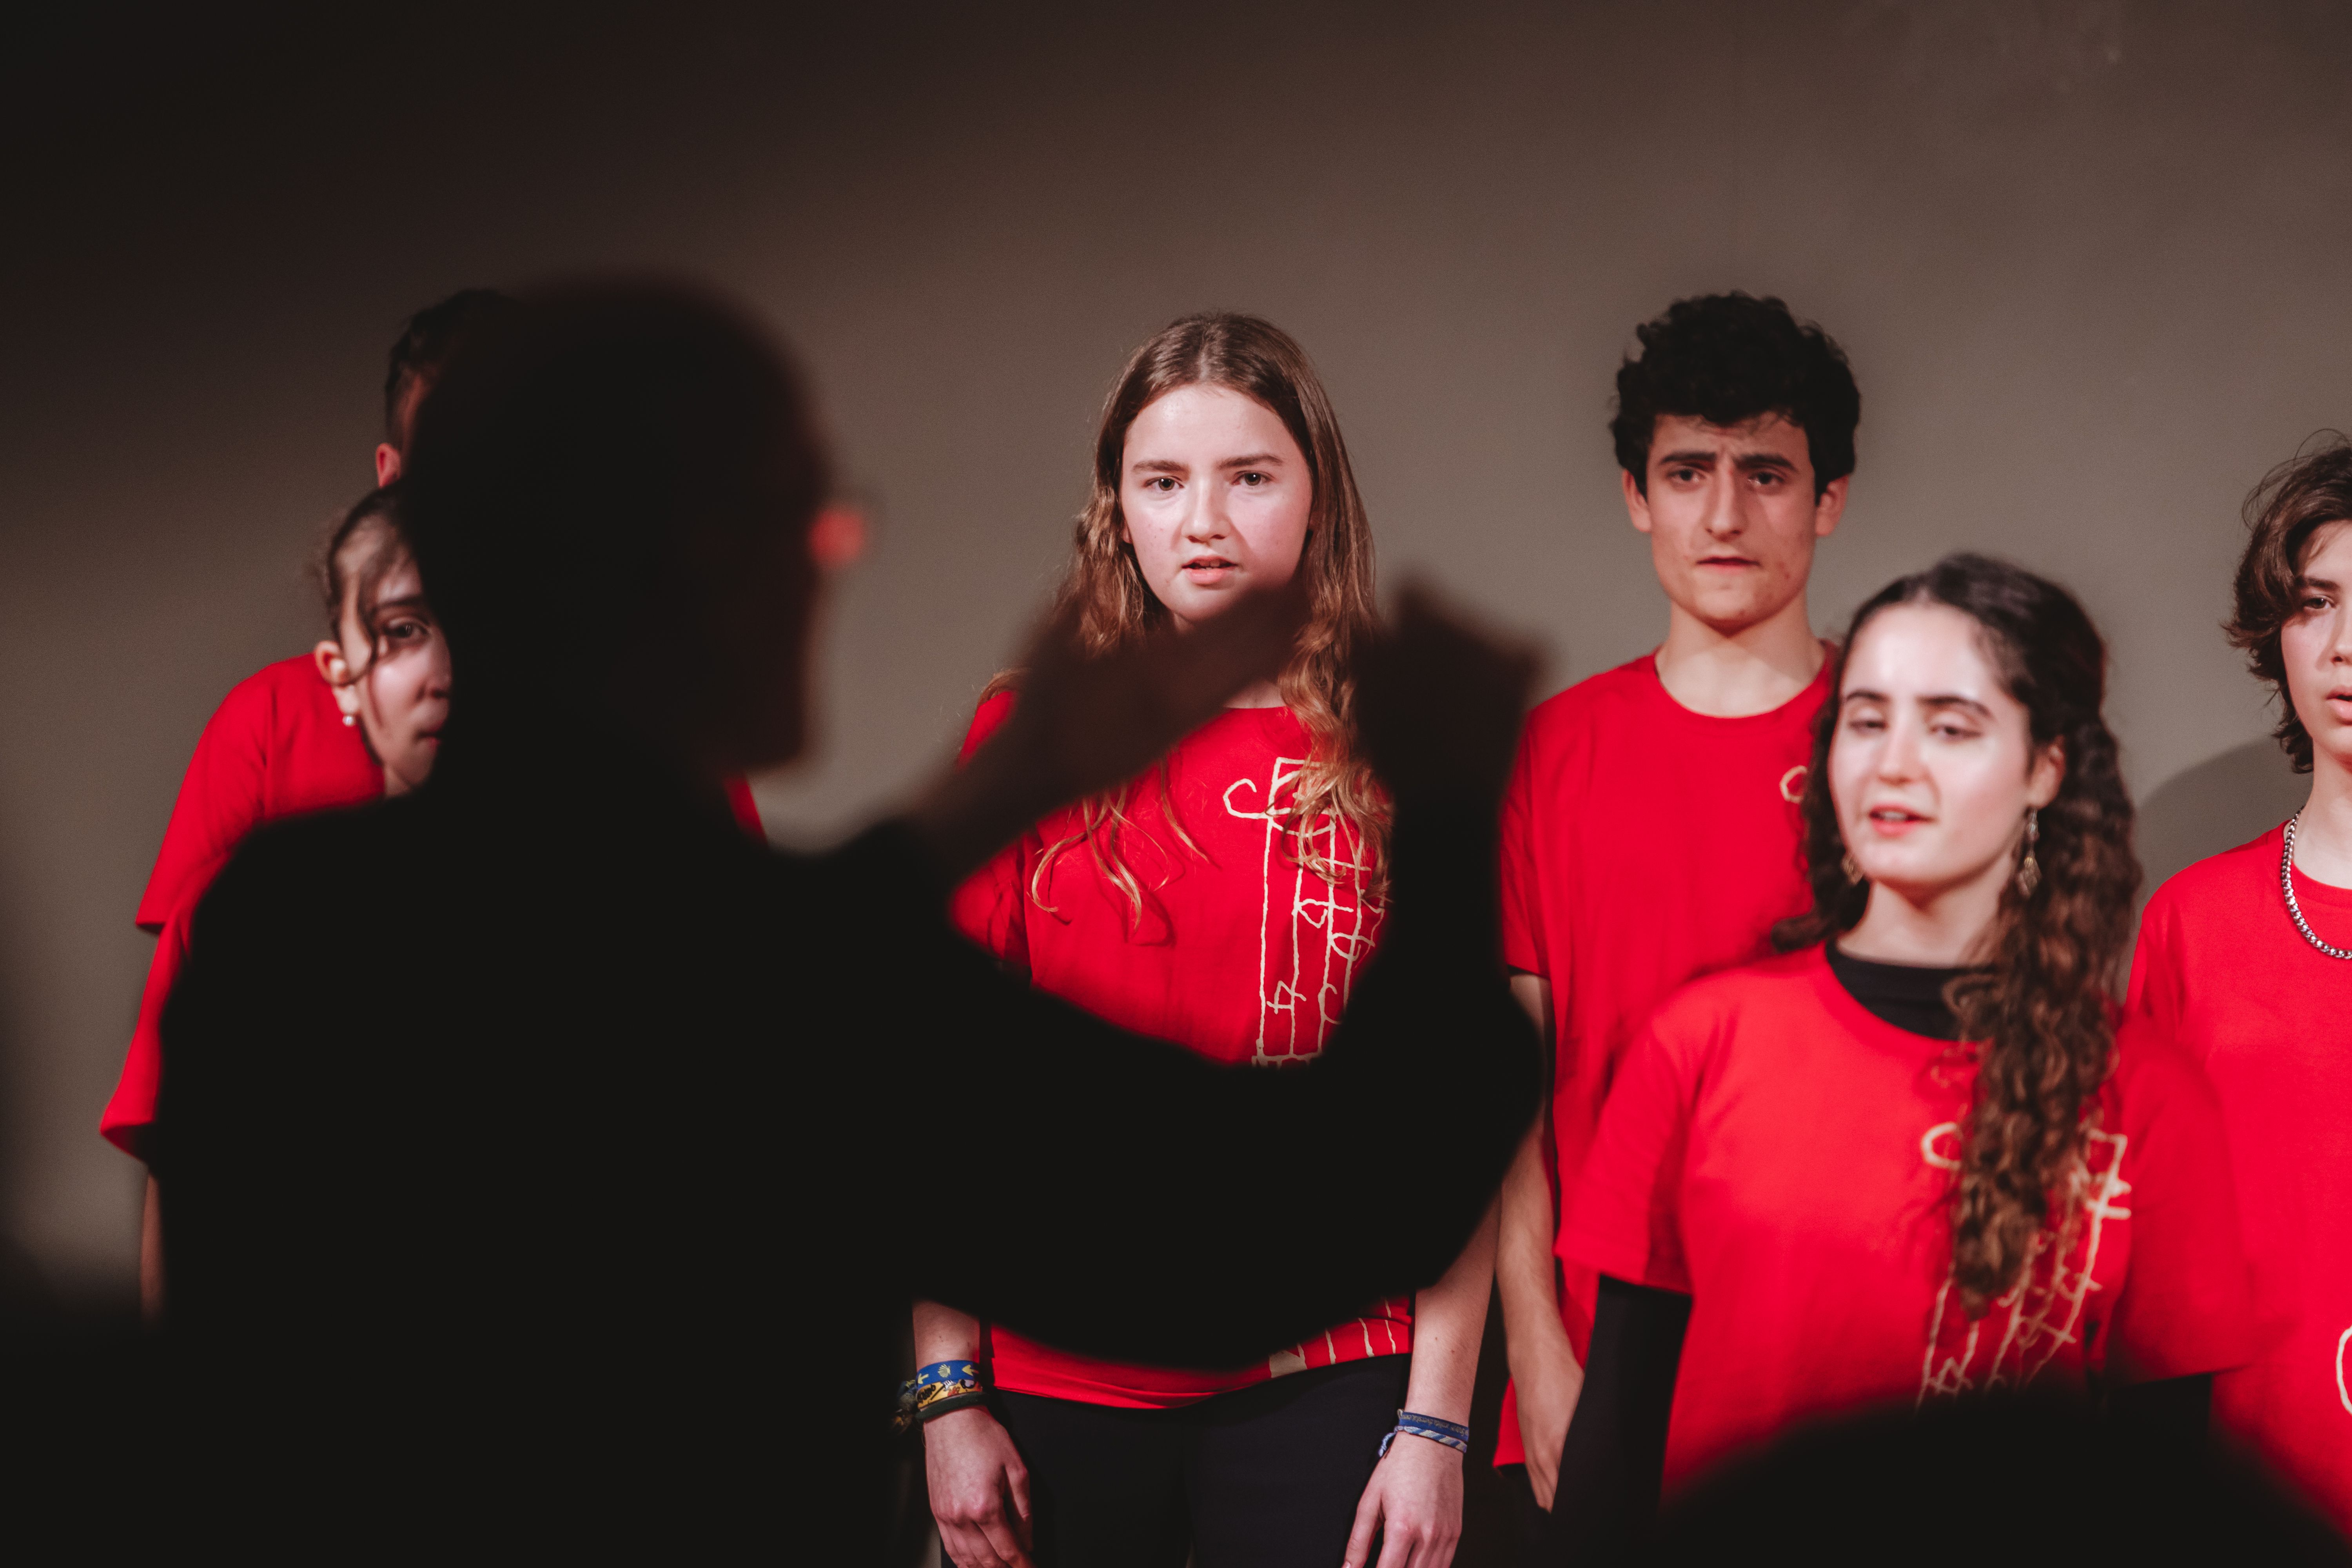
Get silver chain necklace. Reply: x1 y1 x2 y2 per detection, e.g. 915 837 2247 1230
2281 813 2352 961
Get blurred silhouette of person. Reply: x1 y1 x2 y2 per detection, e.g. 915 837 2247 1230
1542 557 2252 1562
918 312 1494 1568
1650 1399 2350 1567
2128 437 2352 1536
107 293 764 1316
147 281 1541 1554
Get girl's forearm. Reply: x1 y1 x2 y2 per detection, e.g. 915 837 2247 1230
1402 1196 1498 1424
913 1299 983 1363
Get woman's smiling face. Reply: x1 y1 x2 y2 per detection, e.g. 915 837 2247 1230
1118 383 1312 630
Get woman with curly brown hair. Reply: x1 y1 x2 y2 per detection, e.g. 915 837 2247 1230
2127 436 2352 1535
912 312 1495 1568
1534 554 2254 1559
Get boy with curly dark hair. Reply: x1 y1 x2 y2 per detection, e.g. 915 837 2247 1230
1491 293 1859 1543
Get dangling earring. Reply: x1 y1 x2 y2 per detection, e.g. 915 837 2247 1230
1841 849 1864 884
2015 808 2041 897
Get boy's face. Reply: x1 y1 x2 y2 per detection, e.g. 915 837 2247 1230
1623 414 1846 637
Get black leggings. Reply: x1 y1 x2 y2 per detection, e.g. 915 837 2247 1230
994 1356 1409 1568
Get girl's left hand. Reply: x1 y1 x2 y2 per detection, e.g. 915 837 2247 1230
1342 1432 1463 1568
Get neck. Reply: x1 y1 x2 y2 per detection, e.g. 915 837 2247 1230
2294 755 2352 887
1226 677 1285 710
1837 865 2007 968
1653 593 1824 718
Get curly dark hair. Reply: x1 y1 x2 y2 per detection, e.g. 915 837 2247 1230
2225 433 2352 774
1775 554 2139 1316
1610 292 1860 497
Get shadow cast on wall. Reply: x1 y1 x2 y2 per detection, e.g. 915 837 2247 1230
2136 739 2309 904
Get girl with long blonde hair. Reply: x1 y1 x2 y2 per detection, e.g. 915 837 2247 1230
912 312 1495 1568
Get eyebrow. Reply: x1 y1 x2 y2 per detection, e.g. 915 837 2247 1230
1129 452 1289 475
1653 448 1795 471
1841 690 1994 719
1654 447 1720 468
2300 574 2341 593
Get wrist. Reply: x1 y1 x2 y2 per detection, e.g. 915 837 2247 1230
1378 1410 1471 1461
894 1358 990 1436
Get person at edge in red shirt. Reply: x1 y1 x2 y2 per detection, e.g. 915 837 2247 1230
105 290 766 1316
2128 437 2352 1536
1491 293 1857 1537
916 314 1497 1568
1546 554 2256 1559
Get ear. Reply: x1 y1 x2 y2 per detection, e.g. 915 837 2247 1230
2026 737 2065 810
375 443 402 486
1622 468 1654 535
313 640 361 718
1813 474 1850 539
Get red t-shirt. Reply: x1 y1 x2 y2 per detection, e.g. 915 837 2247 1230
1561 946 2255 1488
951 691 1409 1407
104 656 767 1159
1492 651 1830 1462
105 658 382 1158
2127 824 2352 1533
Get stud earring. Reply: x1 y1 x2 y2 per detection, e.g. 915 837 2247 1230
1841 849 1864 885
2016 807 2041 897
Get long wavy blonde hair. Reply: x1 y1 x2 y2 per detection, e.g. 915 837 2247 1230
992 311 1387 922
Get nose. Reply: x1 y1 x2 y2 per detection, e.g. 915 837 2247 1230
1876 712 1925 780
1182 481 1229 544
1700 466 1744 539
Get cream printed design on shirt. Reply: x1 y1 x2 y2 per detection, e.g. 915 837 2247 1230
1223 755 1377 1065
1225 753 1399 1376
1917 1121 2131 1401
2336 1326 2351 1416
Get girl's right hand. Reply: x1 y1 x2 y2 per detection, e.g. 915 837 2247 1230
924 1406 1036 1568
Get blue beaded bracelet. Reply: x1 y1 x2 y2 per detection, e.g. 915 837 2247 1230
1377 1410 1471 1457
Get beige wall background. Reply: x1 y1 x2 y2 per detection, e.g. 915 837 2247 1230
2 0 2345 1300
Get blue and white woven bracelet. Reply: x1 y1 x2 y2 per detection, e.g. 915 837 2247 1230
1377 1410 1471 1457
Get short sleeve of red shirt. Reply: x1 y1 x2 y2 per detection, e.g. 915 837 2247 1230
135 657 381 932
1557 1011 1697 1294
947 693 1032 977
110 657 379 1158
2100 1020 2258 1382
100 900 192 1158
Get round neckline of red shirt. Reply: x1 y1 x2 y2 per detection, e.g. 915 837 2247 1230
2281 824 2352 909
1633 643 1836 733
1800 942 1971 1052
